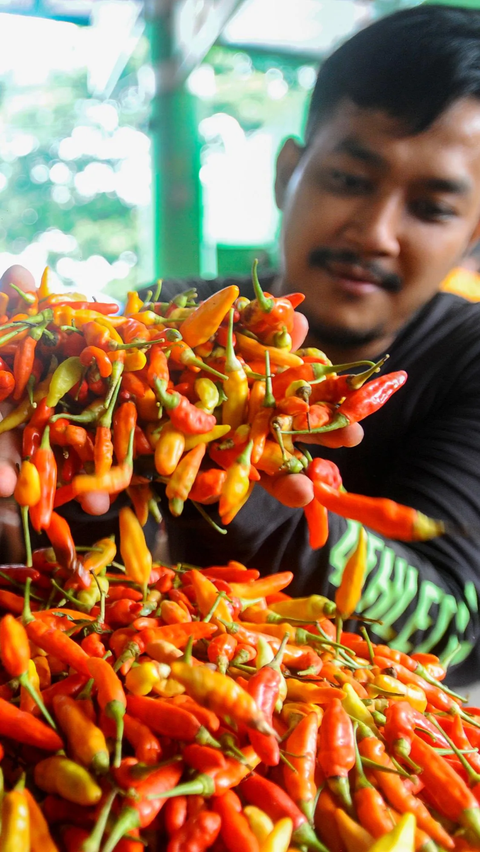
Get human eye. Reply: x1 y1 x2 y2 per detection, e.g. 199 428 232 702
410 198 456 223
324 168 371 194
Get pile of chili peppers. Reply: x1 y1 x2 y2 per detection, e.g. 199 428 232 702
0 523 478 852
0 262 445 564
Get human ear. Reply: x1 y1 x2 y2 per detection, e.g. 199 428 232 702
274 138 304 210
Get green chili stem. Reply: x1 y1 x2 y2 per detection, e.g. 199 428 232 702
18 672 57 730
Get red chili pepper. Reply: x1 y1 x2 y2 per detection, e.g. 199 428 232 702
0 696 63 750
246 665 281 766
25 619 92 677
80 344 113 378
22 397 54 458
304 499 329 549
240 773 327 851
124 712 162 765
29 426 57 532
155 380 217 435
213 789 260 852
283 711 319 822
318 698 356 812
0 369 14 401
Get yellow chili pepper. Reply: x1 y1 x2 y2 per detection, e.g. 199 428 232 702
38 265 51 299
218 439 253 522
83 536 117 575
342 683 380 734
261 818 293 852
369 674 427 713
195 377 219 413
0 787 30 852
24 788 59 852
33 756 102 806
222 308 249 431
125 660 167 696
281 701 323 727
124 290 144 316
170 661 275 735
119 506 152 599
221 481 255 526
187 569 232 623
286 678 344 704
268 594 336 620
0 377 51 435
46 357 84 408
77 575 109 611
244 805 275 842
335 525 368 619
368 814 416 852
335 808 374 852
165 443 206 516
14 459 41 507
124 348 147 372
236 331 303 367
154 421 186 476
181 284 240 347
52 694 109 774
184 424 230 450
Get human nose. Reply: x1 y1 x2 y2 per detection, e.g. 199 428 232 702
342 194 402 257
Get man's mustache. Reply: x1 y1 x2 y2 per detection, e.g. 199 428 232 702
309 248 403 294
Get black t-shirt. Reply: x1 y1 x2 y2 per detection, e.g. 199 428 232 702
155 275 480 686
52 275 480 685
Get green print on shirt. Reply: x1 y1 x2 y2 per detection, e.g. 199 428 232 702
329 519 475 661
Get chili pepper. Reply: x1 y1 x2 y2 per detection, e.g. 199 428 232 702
188 467 227 504
268 594 336 620
34 755 102 806
170 661 275 735
0 696 63 749
222 308 249 431
370 674 427 713
171 693 221 732
119 506 152 600
374 655 456 713
335 810 374 852
236 331 303 368
368 813 416 852
29 426 56 532
45 356 84 407
318 697 356 812
201 562 260 582
25 618 92 678
87 656 126 768
113 403 138 464
103 760 185 852
177 284 238 346
313 481 445 541
40 672 88 709
410 652 446 682
229 572 294 601
24 787 59 852
183 743 227 773
261 818 293 852
304 498 329 550
83 537 116 575
283 711 318 821
124 712 162 765
408 732 480 835
155 379 217 435
0 783 30 852
335 525 368 619
71 426 134 496
166 443 206 516
81 632 107 657
167 809 222 852
354 732 397 838
358 732 454 848
213 788 260 852
240 774 328 852
0 368 14 401
189 568 233 624
313 788 344 852
126 693 217 743
125 659 164 694
246 665 281 765
154 422 186 476
140 620 217 649
50 693 108 774
44 511 79 575
218 440 254 522
243 806 275 843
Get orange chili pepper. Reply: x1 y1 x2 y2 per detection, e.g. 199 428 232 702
87 656 127 768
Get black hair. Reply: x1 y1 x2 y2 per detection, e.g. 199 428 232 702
306 4 480 142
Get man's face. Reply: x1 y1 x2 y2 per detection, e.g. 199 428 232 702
277 98 480 355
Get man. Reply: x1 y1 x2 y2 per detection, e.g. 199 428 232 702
2 4 480 684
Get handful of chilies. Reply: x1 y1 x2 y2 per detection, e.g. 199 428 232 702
0 530 477 852
0 262 445 566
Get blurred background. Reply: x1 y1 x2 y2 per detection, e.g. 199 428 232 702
0 0 476 302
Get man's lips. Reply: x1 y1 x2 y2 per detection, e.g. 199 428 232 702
326 261 383 288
